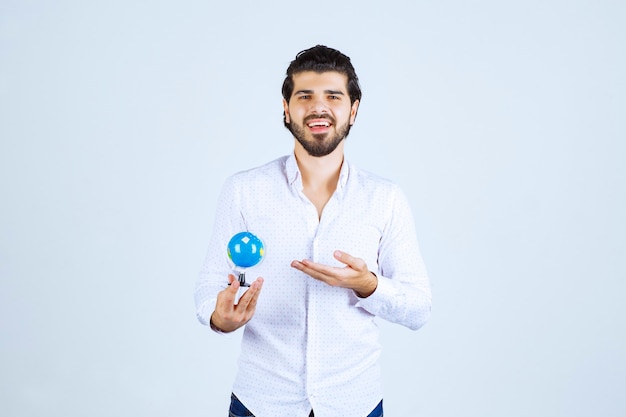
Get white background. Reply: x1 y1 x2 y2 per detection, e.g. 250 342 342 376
1 1 625 416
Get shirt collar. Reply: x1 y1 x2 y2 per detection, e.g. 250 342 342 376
285 153 301 186
338 157 349 190
285 153 350 191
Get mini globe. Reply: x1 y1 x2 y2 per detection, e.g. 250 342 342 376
227 232 265 268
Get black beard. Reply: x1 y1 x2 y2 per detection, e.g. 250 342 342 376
287 116 352 157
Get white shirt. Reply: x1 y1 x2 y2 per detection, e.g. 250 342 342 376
195 154 431 417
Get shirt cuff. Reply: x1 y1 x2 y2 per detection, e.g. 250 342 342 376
354 275 400 316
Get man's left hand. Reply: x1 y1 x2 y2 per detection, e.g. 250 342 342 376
291 250 378 298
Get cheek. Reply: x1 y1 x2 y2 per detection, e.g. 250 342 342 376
289 107 306 123
342 108 355 124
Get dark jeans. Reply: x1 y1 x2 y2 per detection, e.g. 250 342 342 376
229 393 384 417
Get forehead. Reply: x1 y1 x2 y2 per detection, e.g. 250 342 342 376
291 71 349 94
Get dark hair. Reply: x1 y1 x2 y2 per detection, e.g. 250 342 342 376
281 45 362 105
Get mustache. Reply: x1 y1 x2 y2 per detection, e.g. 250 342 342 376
303 114 335 124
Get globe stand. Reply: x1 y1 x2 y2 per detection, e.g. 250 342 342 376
238 272 250 287
227 271 250 287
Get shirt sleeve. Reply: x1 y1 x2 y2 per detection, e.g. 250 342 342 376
194 175 247 332
355 185 432 330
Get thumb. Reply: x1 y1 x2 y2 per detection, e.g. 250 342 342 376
334 250 367 271
223 274 240 300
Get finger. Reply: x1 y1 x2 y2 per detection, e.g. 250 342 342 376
219 274 240 306
304 259 349 278
236 277 264 310
245 277 264 310
292 260 337 283
292 259 324 276
334 251 367 272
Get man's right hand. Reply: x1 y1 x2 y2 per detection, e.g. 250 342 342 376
210 274 264 333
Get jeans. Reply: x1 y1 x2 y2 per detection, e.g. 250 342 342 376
229 393 384 417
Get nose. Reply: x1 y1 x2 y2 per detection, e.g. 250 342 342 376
309 96 329 114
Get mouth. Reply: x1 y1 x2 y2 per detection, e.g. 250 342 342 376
305 117 333 133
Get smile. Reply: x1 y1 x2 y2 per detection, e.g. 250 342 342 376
306 118 332 128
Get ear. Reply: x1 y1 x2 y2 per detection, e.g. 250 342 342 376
349 99 360 125
283 99 290 123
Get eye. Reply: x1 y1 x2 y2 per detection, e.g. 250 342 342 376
298 95 311 100
328 95 340 100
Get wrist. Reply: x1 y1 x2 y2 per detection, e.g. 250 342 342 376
355 272 378 298
210 313 229 333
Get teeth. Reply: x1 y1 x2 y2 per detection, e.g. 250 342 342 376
308 121 330 127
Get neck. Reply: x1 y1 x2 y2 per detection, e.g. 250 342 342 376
294 141 344 191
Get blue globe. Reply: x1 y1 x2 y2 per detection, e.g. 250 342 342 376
227 232 265 268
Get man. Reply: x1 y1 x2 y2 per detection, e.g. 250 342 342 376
195 45 432 417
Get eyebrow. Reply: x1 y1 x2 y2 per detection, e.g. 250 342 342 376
294 89 346 95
